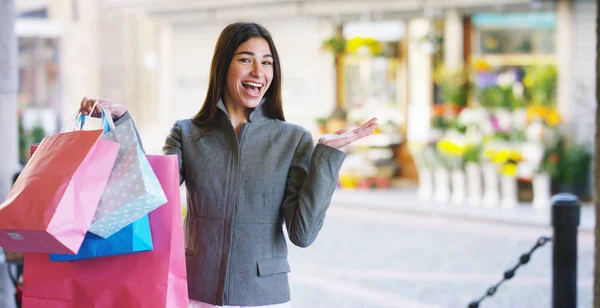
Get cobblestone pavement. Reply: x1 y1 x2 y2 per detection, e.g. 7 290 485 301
287 205 594 308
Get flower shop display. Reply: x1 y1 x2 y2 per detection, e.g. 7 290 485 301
433 65 469 112
521 105 562 209
437 130 469 205
457 108 487 207
489 145 523 209
409 142 438 201
406 56 589 209
480 140 503 207
464 145 483 207
557 143 592 198
433 167 451 203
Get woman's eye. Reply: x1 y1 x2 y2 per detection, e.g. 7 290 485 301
239 58 251 63
262 61 273 66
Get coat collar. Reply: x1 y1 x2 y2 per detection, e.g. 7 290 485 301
217 98 269 122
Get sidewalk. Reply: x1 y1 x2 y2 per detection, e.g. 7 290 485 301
330 188 596 232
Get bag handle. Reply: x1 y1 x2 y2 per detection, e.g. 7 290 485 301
71 98 116 133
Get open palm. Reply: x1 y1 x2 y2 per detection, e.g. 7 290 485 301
318 117 378 150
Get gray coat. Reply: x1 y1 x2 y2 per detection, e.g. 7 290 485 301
118 100 346 306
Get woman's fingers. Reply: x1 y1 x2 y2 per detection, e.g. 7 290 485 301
351 122 378 136
80 97 89 115
79 97 104 118
352 118 378 133
359 118 378 129
335 129 346 135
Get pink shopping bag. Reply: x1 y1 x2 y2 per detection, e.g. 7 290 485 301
22 155 189 308
0 130 120 254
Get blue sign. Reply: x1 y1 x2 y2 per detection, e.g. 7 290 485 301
472 12 556 29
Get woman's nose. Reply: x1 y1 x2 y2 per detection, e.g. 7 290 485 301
251 63 264 78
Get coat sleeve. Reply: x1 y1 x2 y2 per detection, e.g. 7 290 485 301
281 130 346 248
162 120 185 185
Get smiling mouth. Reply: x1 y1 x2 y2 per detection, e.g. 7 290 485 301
242 81 263 92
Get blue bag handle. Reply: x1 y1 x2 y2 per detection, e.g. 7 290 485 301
74 100 115 134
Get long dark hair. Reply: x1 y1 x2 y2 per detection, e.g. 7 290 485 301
192 22 285 135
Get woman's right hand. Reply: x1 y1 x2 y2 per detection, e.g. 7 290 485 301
79 97 128 121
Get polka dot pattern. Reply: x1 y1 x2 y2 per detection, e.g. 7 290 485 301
87 120 167 239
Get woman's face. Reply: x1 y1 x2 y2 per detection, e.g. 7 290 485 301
224 37 274 109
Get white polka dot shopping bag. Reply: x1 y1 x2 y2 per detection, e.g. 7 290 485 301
85 107 167 239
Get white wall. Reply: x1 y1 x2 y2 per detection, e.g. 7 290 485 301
48 0 101 129
569 0 596 147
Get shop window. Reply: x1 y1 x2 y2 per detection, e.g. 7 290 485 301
18 37 61 164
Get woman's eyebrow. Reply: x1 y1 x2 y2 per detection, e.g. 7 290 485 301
235 51 273 58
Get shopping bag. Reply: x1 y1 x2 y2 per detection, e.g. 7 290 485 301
80 107 167 239
23 155 189 308
16 142 153 262
0 125 120 254
49 215 153 262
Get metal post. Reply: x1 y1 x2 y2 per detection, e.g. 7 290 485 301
0 1 19 307
0 0 19 201
551 193 580 308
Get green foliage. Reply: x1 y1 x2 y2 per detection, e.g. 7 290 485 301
322 35 346 56
464 144 483 163
524 65 557 107
556 143 592 186
433 65 468 106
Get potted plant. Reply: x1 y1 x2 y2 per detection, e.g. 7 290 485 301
464 144 483 207
532 146 560 210
524 64 557 107
321 35 346 56
490 147 523 209
409 142 437 201
315 117 328 134
557 143 592 198
437 132 468 206
433 65 468 114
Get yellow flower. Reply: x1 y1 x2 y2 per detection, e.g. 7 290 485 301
500 163 518 176
346 37 382 55
492 149 511 164
527 106 550 123
510 151 523 162
473 59 491 72
339 173 360 189
492 149 522 164
437 139 467 156
523 75 534 88
546 110 562 127
483 148 495 160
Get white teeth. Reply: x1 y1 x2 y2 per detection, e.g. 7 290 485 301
242 81 263 88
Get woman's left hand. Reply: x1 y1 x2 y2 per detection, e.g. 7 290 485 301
318 117 378 150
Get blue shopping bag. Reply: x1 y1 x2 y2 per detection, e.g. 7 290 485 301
49 214 153 262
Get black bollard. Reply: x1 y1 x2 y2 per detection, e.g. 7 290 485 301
551 193 580 308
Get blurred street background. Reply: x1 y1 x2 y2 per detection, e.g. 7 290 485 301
1 0 598 307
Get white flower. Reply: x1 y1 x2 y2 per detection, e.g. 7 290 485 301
512 108 528 130
481 119 495 135
512 83 524 99
526 121 544 141
543 127 560 148
466 127 483 144
520 142 545 166
428 129 445 142
457 108 475 126
497 71 516 88
495 109 513 131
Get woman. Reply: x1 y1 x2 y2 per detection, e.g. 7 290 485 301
80 22 377 308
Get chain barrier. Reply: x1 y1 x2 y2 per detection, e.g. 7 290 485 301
467 236 552 308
